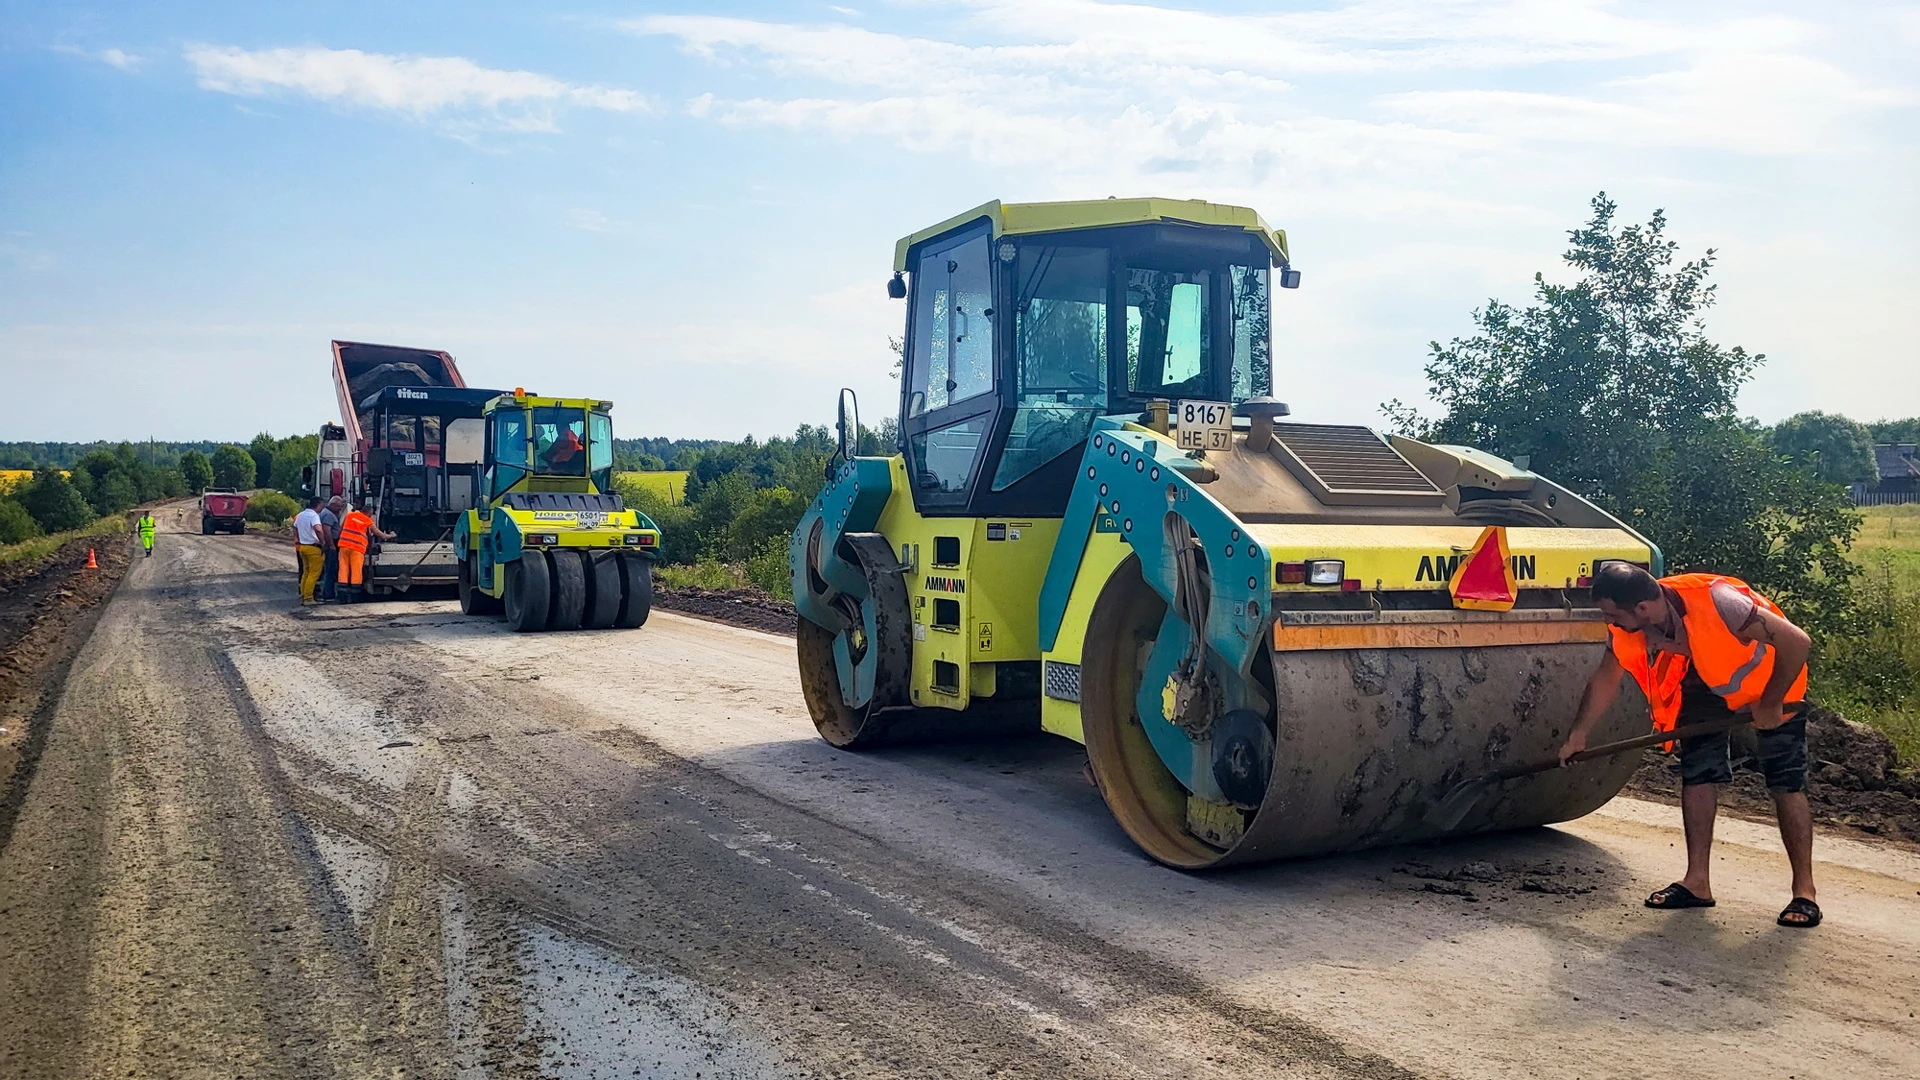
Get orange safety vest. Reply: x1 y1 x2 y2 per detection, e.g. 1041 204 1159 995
1608 573 1809 731
337 510 373 554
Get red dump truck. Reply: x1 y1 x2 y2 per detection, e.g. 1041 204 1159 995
199 489 248 534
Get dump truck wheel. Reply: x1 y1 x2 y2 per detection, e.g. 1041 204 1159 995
504 553 552 632
548 550 588 631
201 517 213 535
459 558 503 616
613 552 651 628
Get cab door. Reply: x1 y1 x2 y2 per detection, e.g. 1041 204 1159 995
901 222 997 516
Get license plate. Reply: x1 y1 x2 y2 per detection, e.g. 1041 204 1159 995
576 511 607 528
1175 399 1233 452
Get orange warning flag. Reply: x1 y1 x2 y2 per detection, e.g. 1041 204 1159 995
1449 526 1516 611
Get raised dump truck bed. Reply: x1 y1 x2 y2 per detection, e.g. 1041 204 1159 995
330 340 466 449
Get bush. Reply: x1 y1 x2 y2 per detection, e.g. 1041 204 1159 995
615 475 699 564
723 487 807 563
17 470 93 533
246 491 300 527
0 499 40 545
744 538 792 599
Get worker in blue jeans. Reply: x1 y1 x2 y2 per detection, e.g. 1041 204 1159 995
318 496 343 601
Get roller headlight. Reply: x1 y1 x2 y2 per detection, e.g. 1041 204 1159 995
1307 559 1345 586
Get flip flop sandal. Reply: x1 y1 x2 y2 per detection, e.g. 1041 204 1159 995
1777 897 1822 928
1645 883 1716 909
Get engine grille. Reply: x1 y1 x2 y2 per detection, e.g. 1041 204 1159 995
1269 424 1443 505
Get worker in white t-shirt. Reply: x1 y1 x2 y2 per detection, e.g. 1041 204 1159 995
292 499 328 605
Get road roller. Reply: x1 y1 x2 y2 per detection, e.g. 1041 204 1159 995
790 198 1661 868
452 389 660 631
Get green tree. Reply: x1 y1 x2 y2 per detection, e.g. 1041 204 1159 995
1866 417 1920 446
211 445 256 490
90 471 137 516
269 434 319 497
0 499 40 545
179 449 214 493
1384 193 1858 617
248 432 278 488
17 469 94 533
1771 411 1876 485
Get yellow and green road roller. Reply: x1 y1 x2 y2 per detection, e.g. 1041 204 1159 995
454 389 660 632
790 198 1660 868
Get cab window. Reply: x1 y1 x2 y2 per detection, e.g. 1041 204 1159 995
532 407 588 477
490 409 529 496
907 228 994 417
1125 268 1211 399
1230 263 1271 399
588 411 614 492
992 245 1109 491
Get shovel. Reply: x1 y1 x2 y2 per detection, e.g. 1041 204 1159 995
1424 714 1751 832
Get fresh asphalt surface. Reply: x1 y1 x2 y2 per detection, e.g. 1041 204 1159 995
1 516 1916 1079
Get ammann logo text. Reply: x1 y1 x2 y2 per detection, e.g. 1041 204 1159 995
923 576 966 594
1415 554 1537 582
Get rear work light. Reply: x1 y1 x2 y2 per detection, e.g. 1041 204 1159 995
623 533 656 547
526 533 560 546
1307 559 1345 586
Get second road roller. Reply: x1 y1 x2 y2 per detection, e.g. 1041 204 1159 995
789 197 1659 868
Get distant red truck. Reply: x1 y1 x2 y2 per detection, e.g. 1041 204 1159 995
199 489 249 535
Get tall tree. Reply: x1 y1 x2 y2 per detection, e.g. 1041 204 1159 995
211 445 257 490
248 432 278 488
1771 411 1877 485
179 449 214 492
1385 193 1858 619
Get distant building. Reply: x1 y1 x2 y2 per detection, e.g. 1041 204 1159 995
1854 443 1919 504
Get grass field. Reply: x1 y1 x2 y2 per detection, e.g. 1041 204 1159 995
617 470 688 505
1852 502 1920 586
1840 504 1920 761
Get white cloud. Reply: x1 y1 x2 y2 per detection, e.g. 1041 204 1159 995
567 208 614 232
184 45 651 128
99 48 141 71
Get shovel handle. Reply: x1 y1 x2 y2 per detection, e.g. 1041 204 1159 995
1489 714 1751 783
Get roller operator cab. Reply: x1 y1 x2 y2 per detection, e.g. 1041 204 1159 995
453 390 660 632
790 198 1664 869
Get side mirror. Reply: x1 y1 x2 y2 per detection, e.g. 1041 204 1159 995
300 465 314 494
886 272 907 300
1278 267 1302 290
836 388 860 463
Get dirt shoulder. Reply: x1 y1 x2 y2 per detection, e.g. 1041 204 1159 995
0 532 133 839
1624 705 1920 848
651 582 796 636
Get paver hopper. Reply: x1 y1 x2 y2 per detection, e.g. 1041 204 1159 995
789 198 1660 868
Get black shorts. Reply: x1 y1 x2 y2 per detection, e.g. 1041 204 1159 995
1674 676 1807 793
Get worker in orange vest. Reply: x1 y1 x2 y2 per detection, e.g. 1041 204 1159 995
334 500 394 605
1560 562 1818 928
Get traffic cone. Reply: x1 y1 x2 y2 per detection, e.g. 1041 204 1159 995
85 548 98 570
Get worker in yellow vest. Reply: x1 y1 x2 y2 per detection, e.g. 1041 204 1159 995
1560 562 1818 928
135 511 157 558
334 501 394 604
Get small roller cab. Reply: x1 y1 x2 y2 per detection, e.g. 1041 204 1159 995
453 390 659 632
791 198 1663 869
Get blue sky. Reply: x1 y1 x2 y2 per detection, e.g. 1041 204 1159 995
3 1 1916 442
